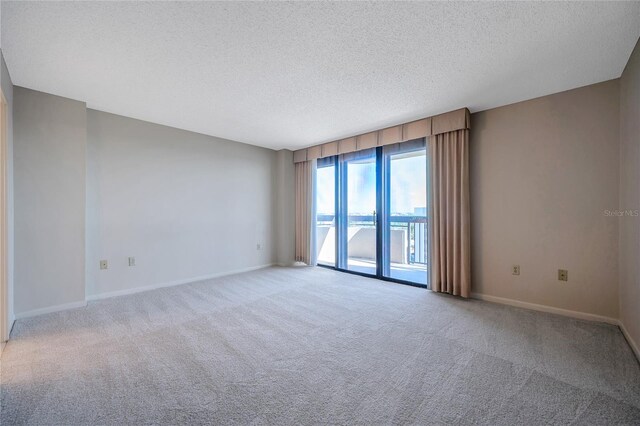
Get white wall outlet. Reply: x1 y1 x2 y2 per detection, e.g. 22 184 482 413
512 265 520 275
558 269 568 281
100 260 108 270
128 257 136 266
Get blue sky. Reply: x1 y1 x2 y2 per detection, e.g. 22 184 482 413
317 153 426 216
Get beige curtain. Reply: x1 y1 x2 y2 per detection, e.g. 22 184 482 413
430 129 470 297
295 160 315 265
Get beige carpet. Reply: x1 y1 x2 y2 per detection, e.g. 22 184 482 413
1 266 639 425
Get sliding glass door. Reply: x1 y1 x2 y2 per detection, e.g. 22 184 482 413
316 140 428 287
382 141 428 285
316 157 336 266
341 149 377 276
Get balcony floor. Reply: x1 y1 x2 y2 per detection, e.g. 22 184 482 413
319 258 428 285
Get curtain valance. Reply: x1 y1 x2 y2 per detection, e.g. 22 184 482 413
293 107 470 163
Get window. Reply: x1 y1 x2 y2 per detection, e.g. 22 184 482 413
316 157 336 266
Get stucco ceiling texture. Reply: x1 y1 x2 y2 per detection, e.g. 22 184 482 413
2 1 639 149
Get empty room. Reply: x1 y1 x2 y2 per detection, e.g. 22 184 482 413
0 1 639 425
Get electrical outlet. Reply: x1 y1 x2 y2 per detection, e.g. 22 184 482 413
512 265 520 275
100 260 108 270
558 269 568 281
128 257 136 267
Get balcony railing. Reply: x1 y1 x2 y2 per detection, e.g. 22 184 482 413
316 214 428 265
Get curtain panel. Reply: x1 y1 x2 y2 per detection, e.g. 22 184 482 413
295 160 316 265
430 129 471 298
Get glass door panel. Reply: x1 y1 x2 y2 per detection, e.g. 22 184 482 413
383 142 428 285
316 158 336 266
342 150 377 275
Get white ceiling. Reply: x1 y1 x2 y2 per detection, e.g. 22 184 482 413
1 2 639 150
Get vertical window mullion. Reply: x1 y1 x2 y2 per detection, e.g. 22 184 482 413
376 147 384 278
337 156 348 269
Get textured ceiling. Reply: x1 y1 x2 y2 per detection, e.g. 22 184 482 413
1 2 639 150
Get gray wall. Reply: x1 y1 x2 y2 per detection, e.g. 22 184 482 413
470 80 621 319
1 50 14 325
86 110 277 298
14 87 86 316
619 38 640 354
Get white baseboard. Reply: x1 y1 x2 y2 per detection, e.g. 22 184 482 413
14 265 275 319
86 263 275 302
471 292 619 325
15 300 88 320
619 321 640 362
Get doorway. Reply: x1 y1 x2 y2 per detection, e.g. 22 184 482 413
315 139 429 287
